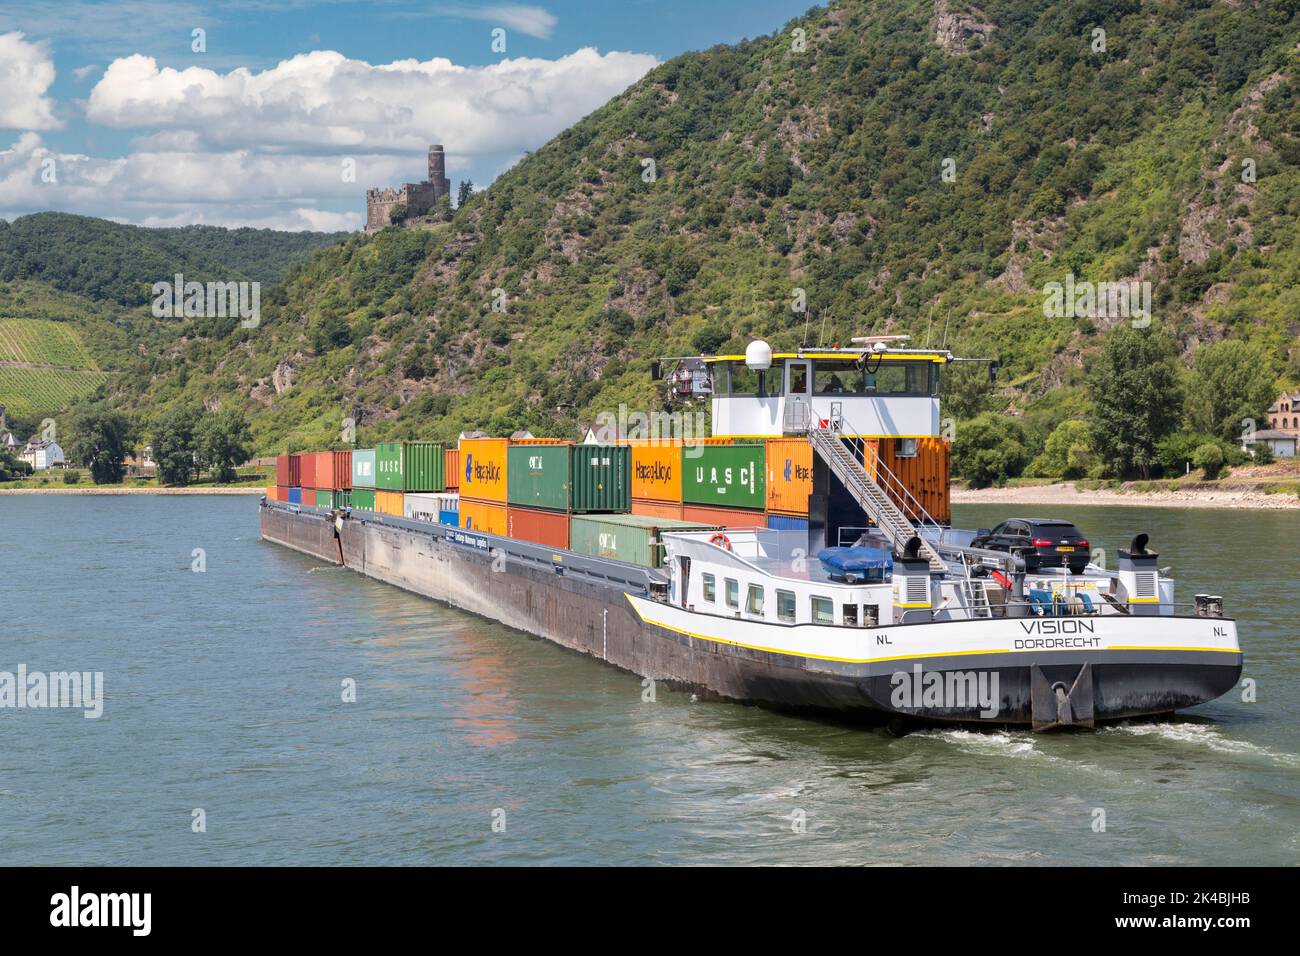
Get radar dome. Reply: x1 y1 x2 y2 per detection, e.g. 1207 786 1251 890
745 340 773 370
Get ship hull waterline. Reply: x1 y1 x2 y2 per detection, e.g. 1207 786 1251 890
259 501 1242 730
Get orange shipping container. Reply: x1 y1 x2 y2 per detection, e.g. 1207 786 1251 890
630 444 683 502
444 448 460 491
631 497 685 521
681 503 767 530
877 436 950 525
507 506 570 549
458 438 509 503
375 490 405 516
266 484 281 501
765 438 813 516
460 499 507 536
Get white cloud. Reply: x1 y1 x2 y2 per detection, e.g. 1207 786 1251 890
72 64 100 81
434 4 558 40
86 47 657 157
0 33 59 130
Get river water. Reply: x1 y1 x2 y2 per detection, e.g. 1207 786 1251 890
0 496 1295 865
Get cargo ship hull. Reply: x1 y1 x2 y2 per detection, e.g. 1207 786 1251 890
260 501 1241 727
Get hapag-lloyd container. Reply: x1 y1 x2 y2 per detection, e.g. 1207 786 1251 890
375 441 445 492
631 497 685 521
350 488 376 512
681 503 767 530
629 443 682 502
460 498 507 536
681 444 765 509
569 513 719 568
459 438 509 503
352 448 377 488
507 506 570 549
765 437 813 515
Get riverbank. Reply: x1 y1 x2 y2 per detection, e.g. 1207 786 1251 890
0 485 265 495
953 480 1300 510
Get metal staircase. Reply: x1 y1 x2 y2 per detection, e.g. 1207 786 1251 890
805 425 949 572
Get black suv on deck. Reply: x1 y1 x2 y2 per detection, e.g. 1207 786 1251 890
969 519 1091 574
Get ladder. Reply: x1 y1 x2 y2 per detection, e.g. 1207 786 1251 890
959 558 993 619
805 425 948 572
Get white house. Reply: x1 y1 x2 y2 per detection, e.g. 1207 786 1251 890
21 438 65 470
1248 429 1297 459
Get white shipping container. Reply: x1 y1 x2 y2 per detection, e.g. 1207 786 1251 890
404 492 459 523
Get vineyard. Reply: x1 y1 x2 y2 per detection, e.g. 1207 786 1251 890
0 318 109 423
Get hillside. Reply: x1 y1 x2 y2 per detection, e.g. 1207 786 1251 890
93 0 1299 456
0 213 349 306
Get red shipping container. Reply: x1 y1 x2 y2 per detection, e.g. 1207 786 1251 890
276 454 290 486
444 448 460 491
681 503 767 530
631 497 685 521
332 450 352 489
302 488 317 507
301 452 318 490
273 485 289 502
507 505 570 550
286 454 302 488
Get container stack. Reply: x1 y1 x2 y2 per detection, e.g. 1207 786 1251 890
372 440 446 517
628 441 767 530
457 437 509 535
505 443 632 548
351 448 376 512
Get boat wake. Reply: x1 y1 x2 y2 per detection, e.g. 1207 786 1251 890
1103 722 1300 767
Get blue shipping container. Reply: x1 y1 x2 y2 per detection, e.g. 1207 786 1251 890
766 513 808 531
287 487 303 504
439 509 459 526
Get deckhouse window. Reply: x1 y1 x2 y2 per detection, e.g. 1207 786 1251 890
776 589 796 623
725 578 740 609
723 362 777 397
812 360 936 397
746 585 765 616
811 596 834 624
702 573 716 603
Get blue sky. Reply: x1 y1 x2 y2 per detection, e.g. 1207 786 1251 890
0 0 815 230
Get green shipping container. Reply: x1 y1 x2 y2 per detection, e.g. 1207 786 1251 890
507 445 630 512
682 444 766 509
375 441 445 492
315 489 335 509
337 489 352 509
350 488 376 512
569 513 718 568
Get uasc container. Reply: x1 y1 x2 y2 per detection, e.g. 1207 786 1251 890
507 506 570 549
352 448 377 489
569 513 719 568
630 443 682 502
681 503 766 530
681 444 765 509
459 438 509 503
460 499 507 536
375 441 445 492
315 489 336 510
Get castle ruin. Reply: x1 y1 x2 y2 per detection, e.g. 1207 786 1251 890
365 145 452 232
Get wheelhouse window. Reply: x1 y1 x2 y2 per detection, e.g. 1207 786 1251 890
725 578 740 609
745 585 765 616
702 573 716 603
811 596 834 624
776 589 796 623
813 360 937 397
722 362 777 397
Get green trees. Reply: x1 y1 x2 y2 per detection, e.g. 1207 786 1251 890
1087 326 1183 479
196 409 253 483
155 405 253 484
952 413 1030 488
1026 419 1093 479
1184 340 1278 443
154 406 202 486
67 405 133 484
0 447 32 481
457 180 475 208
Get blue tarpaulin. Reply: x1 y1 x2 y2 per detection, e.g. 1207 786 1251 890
817 546 893 581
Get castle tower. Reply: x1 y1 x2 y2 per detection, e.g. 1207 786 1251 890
428 145 451 200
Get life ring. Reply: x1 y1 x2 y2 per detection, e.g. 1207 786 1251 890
710 532 733 552
990 569 1013 590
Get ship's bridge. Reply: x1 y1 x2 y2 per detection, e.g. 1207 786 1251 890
705 342 951 439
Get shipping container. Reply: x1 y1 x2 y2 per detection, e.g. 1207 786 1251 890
375 441 445 492
458 438 509 503
404 492 459 524
337 489 353 510
459 498 507 536
507 444 570 510
334 450 352 489
681 444 765 508
444 448 460 491
681 503 767 530
876 436 951 525
629 443 683 502
766 513 809 531
350 488 375 512
765 437 814 515
267 484 282 501
507 444 630 512
286 454 302 488
300 452 318 490
569 513 719 568
287 487 302 505
352 448 376 488
275 454 290 487
313 450 352 490
440 510 459 526
507 506 570 549
570 444 630 513
301 488 317 507
631 497 685 521
375 490 404 516
315 489 335 510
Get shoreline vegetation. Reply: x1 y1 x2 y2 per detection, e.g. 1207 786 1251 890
955 478 1300 511
0 485 265 495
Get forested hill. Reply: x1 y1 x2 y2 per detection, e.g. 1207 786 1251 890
101 0 1298 462
0 213 348 306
